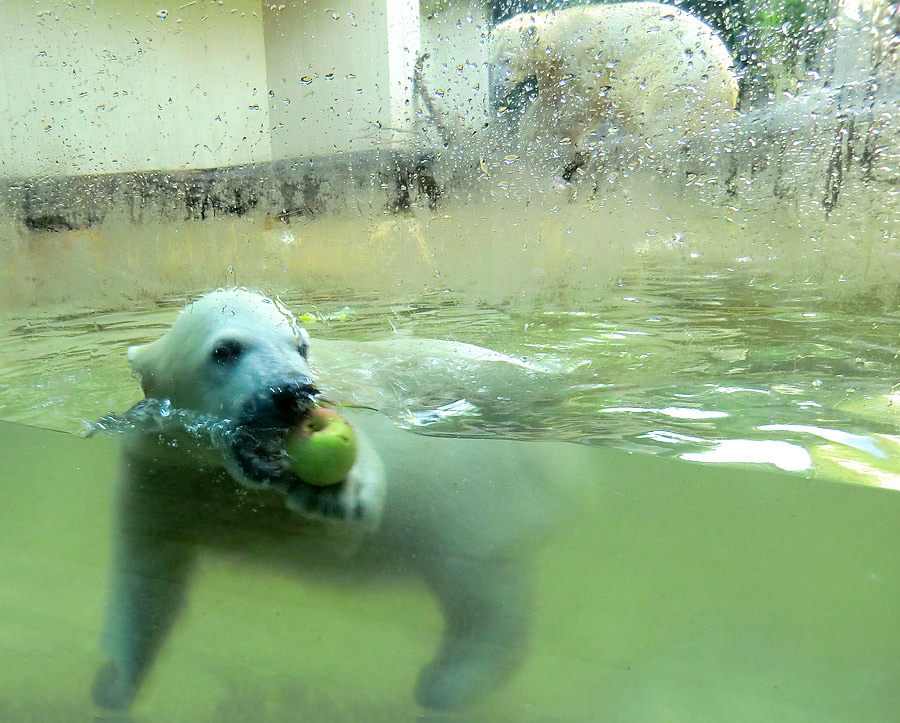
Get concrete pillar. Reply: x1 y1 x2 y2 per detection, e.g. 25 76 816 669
262 0 421 159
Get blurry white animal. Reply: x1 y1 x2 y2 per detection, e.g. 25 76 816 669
491 2 740 180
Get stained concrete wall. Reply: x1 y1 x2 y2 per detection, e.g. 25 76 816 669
418 0 492 150
0 0 493 178
0 0 272 177
262 0 420 159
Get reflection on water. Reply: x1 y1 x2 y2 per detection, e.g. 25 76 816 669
3 264 900 488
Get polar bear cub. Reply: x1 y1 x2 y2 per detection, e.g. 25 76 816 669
93 288 593 713
491 2 739 174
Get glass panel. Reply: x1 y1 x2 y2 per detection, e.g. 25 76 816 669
1 0 898 720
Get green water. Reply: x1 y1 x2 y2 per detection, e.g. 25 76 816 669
3 233 900 720
2 417 899 721
5 265 900 487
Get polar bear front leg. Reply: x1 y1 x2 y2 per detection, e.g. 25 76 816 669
93 462 197 711
415 556 532 710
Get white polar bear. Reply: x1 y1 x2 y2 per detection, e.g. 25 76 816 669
490 2 740 179
92 288 595 712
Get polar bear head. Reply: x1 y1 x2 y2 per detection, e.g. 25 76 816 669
489 13 548 85
127 288 315 421
123 288 382 522
490 11 568 87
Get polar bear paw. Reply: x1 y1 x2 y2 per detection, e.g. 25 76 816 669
222 398 386 529
285 428 386 528
92 662 137 712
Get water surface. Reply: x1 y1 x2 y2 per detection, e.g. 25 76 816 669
4 262 900 488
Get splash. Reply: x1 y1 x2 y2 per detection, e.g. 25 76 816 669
85 398 233 449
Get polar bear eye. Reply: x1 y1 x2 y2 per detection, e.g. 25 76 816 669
211 339 244 366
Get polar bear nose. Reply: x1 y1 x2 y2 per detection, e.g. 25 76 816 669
232 377 319 432
269 378 319 413
225 377 321 488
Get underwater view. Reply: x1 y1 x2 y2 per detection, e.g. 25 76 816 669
3 209 900 722
1 0 899 720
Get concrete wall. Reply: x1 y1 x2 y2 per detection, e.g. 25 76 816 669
418 0 492 149
829 0 899 92
262 0 420 159
0 0 492 177
0 0 271 177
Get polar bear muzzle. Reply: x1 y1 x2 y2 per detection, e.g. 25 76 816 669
225 377 319 491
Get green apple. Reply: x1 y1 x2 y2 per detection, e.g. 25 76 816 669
285 407 357 487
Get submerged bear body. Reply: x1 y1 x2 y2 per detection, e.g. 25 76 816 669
93 289 595 712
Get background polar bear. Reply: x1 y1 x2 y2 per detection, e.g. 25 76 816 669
490 2 740 179
92 288 597 713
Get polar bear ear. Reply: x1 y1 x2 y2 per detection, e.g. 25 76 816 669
127 340 162 398
126 342 147 368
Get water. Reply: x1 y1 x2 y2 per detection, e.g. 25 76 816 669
2 417 899 721
2 236 900 718
4 259 900 488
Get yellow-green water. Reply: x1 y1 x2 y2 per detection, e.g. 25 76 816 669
3 195 900 721
2 418 899 721
6 263 900 488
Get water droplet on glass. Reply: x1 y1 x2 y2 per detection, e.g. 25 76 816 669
300 76 313 85
157 9 168 19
